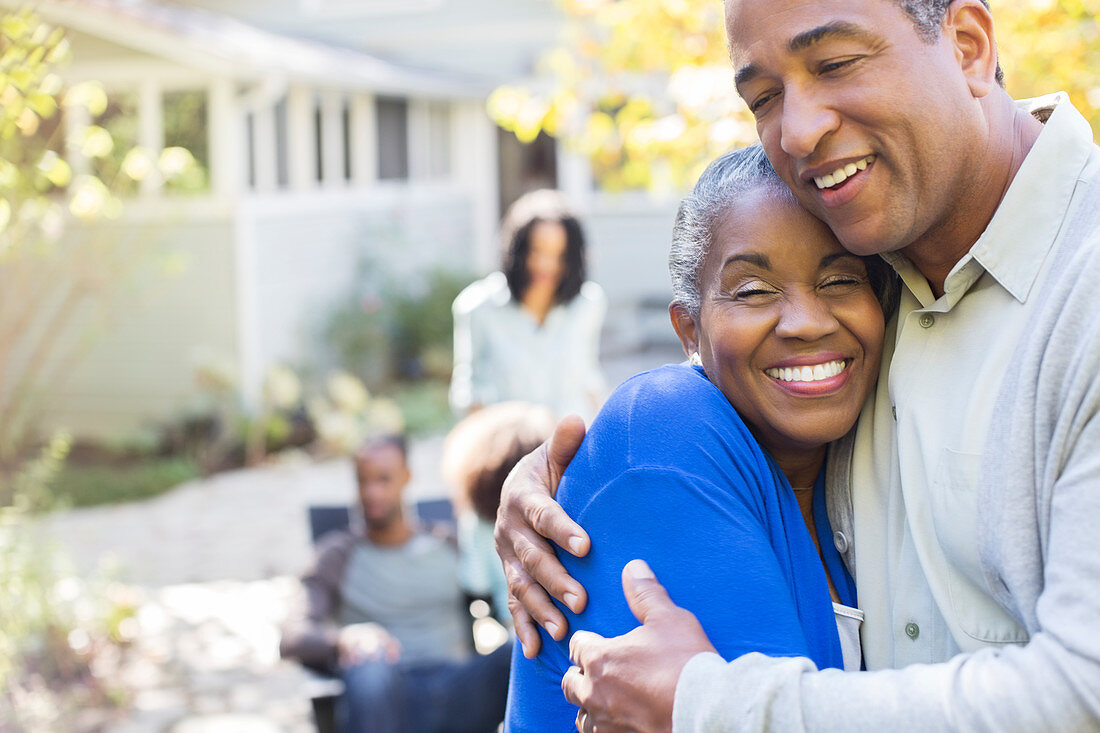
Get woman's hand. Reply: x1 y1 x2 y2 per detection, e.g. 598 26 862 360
495 414 591 657
563 560 716 733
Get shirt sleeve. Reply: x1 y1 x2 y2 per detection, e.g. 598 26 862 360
577 282 608 406
449 297 475 413
673 406 1100 731
506 466 817 733
279 532 352 673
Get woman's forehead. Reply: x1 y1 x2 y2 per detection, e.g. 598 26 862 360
708 189 844 266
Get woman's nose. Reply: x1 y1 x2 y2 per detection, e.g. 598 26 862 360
773 293 840 341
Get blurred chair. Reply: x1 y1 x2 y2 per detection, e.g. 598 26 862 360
308 499 456 543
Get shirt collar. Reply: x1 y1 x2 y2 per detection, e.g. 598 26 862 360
883 93 1094 306
962 93 1094 303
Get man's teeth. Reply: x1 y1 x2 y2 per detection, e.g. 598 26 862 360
814 156 875 190
765 360 847 383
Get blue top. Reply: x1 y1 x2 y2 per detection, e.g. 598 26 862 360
504 364 855 732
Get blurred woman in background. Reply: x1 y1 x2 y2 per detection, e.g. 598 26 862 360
449 190 606 423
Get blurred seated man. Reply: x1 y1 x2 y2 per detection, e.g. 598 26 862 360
280 434 510 733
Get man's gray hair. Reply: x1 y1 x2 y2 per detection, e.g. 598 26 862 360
895 0 1003 84
669 144 783 318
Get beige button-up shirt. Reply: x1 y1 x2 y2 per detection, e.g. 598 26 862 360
674 93 1100 732
847 94 1074 669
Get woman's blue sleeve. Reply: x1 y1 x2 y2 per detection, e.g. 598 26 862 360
505 466 815 732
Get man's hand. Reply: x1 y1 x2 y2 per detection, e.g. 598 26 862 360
562 560 717 733
495 414 590 658
336 622 402 668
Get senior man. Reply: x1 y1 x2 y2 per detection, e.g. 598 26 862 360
495 0 1100 730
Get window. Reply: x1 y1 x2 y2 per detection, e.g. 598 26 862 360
274 98 289 188
376 97 408 181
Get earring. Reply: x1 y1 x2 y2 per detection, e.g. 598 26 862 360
689 352 702 366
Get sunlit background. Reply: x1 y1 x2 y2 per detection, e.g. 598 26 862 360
1 0 1097 729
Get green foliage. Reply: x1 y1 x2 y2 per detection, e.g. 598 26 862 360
326 260 474 390
49 457 199 509
0 9 203 464
489 0 1100 192
997 0 1100 134
391 269 476 379
163 90 210 193
1 434 132 727
391 380 455 437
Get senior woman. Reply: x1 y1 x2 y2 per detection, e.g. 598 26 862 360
504 145 897 731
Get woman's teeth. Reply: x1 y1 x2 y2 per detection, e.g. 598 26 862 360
814 155 875 190
765 360 847 383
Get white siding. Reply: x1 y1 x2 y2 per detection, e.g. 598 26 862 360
37 211 239 438
239 186 477 390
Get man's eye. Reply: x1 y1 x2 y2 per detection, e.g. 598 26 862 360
820 57 858 74
749 92 778 113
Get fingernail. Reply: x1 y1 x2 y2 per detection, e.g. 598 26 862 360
563 592 580 612
545 621 562 638
624 559 655 581
522 642 536 659
567 536 585 555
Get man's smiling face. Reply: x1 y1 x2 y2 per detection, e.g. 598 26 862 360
725 0 989 258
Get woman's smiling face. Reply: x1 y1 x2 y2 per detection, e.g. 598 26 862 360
676 185 884 458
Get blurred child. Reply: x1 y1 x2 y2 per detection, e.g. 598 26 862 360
442 402 556 624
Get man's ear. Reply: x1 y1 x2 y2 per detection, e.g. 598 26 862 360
943 0 999 98
669 302 701 360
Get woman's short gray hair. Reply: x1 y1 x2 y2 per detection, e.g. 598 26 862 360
668 145 900 319
668 144 782 318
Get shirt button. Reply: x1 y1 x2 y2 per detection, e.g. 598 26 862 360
833 531 849 554
905 622 920 640
919 313 935 328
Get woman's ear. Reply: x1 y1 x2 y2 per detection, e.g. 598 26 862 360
669 302 701 360
943 0 999 98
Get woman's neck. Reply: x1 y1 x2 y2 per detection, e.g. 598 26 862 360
769 444 827 490
770 443 839 603
521 286 556 325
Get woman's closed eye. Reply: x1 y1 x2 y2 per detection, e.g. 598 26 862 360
734 281 780 299
819 274 867 293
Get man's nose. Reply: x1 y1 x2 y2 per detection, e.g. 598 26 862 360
779 87 839 160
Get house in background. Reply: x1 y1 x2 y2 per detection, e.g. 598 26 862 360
19 0 679 440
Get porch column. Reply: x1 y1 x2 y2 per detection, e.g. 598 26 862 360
348 92 377 187
208 77 242 197
451 101 499 272
556 147 594 215
286 84 317 191
408 99 429 181
138 79 164 196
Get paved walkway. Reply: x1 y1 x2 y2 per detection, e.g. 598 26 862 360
34 345 684 731
37 440 450 732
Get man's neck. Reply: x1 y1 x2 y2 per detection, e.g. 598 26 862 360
367 516 413 546
903 98 1045 298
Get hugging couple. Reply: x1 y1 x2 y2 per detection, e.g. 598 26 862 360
497 0 1100 731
